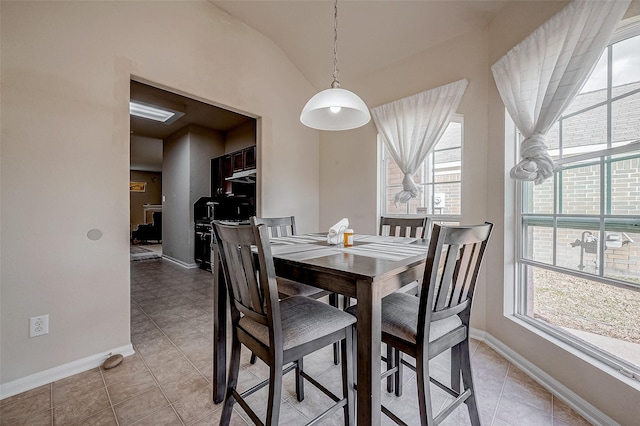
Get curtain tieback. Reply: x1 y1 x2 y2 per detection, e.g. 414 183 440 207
510 133 556 185
394 174 420 205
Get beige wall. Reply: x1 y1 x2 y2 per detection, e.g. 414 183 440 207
0 0 319 387
225 120 256 154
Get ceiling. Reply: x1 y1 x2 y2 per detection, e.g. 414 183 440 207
211 0 511 90
130 80 253 140
129 81 254 171
131 1 513 172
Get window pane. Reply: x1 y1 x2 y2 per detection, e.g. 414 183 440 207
556 227 599 273
418 185 433 214
522 223 553 264
385 157 403 187
525 265 640 368
433 182 460 215
385 186 405 214
524 178 554 214
560 163 600 215
436 121 462 150
611 91 640 145
603 228 640 283
434 148 460 164
576 50 608 103
612 34 640 96
546 120 560 152
609 155 640 215
561 105 607 155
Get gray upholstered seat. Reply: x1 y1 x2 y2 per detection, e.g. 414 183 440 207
241 296 355 350
213 221 356 426
345 292 462 344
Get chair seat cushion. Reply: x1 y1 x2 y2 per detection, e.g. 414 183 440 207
345 292 462 344
277 277 327 298
239 296 356 350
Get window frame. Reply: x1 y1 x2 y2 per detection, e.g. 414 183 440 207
514 22 640 381
378 114 463 223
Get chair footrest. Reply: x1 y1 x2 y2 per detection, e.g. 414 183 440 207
381 404 409 426
434 388 472 425
300 370 341 403
240 363 297 399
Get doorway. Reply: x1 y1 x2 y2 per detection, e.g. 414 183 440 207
129 79 257 265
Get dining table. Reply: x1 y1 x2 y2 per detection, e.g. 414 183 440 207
212 232 430 425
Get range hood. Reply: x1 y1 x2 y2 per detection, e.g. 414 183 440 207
225 168 256 184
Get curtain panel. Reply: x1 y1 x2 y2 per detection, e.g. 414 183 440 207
371 79 468 205
491 0 631 185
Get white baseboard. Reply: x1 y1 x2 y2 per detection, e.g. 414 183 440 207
470 328 619 426
161 254 198 269
0 344 135 400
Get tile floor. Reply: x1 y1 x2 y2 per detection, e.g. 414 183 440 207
1 258 592 426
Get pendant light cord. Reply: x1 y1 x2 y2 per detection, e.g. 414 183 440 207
331 0 341 88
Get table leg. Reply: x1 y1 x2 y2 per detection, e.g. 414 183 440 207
356 279 382 426
212 244 227 403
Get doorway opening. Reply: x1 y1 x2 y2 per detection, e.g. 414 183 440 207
129 79 257 266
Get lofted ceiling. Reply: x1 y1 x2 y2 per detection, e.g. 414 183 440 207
131 1 513 172
210 0 511 90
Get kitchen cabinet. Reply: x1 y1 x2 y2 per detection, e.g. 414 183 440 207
211 145 256 196
243 146 256 170
232 151 244 172
211 154 232 196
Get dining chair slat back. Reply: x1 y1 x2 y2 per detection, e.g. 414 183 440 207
379 216 430 239
255 215 296 238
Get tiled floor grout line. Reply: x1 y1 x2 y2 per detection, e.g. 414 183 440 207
490 361 511 426
98 364 121 426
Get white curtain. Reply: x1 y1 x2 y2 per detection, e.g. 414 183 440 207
492 0 630 185
371 79 468 205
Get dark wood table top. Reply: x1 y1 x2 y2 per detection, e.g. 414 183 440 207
268 233 429 294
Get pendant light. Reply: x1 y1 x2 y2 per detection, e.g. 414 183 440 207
300 0 370 131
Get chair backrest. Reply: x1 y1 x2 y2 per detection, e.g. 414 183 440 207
379 216 430 238
417 222 493 342
212 221 283 348
251 216 296 238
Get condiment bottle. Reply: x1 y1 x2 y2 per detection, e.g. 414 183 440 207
344 229 354 247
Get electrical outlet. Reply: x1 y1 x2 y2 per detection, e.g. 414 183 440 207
29 315 49 337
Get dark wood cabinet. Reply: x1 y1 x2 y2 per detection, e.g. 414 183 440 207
232 151 244 172
243 146 256 170
211 146 256 197
211 155 233 196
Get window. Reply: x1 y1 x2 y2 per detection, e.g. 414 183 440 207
516 23 640 379
379 115 463 225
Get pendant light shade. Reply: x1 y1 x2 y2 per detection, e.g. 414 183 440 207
300 0 370 131
300 87 371 131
